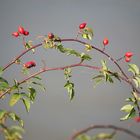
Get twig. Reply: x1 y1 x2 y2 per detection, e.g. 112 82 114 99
69 124 140 140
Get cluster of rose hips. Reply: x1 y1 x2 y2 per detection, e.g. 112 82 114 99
12 26 29 37
79 23 134 63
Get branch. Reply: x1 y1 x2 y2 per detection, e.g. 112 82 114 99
2 43 42 71
69 124 140 140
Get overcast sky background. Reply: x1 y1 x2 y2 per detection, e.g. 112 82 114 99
0 0 140 140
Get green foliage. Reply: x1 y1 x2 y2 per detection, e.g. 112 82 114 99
92 133 115 140
120 93 137 121
0 77 9 90
64 80 75 101
81 27 94 40
56 44 92 61
64 68 75 100
85 44 93 52
9 93 22 106
64 68 72 80
93 60 121 87
3 125 24 140
77 134 91 140
22 98 30 112
128 64 139 76
25 41 35 53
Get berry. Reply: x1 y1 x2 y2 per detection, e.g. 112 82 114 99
12 32 19 37
48 33 54 39
125 57 131 62
18 26 25 34
79 23 87 29
23 61 36 69
134 117 140 122
23 30 29 36
103 38 109 46
125 52 133 58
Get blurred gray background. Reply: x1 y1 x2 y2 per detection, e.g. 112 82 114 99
0 0 140 140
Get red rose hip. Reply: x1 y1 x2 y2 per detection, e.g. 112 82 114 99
79 23 87 29
134 117 140 122
125 52 133 58
103 38 109 46
48 33 54 39
12 32 19 37
23 61 36 69
23 30 29 36
18 26 25 34
125 57 131 62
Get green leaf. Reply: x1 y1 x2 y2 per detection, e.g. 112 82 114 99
93 133 114 139
9 93 22 106
133 76 140 87
128 64 139 75
0 77 9 90
101 60 107 70
120 108 136 121
80 53 92 61
0 109 7 120
28 87 36 103
78 134 91 140
32 81 46 91
9 125 24 134
32 76 42 80
25 42 35 53
125 97 135 103
22 98 30 112
64 81 75 101
81 27 94 40
120 104 134 113
8 112 24 127
64 68 72 80
92 74 104 87
85 44 92 52
133 79 139 88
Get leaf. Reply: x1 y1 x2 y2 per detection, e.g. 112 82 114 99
32 76 42 80
64 81 75 101
128 64 139 75
0 109 7 120
93 133 114 139
92 74 104 87
28 87 36 103
9 93 22 106
22 98 30 112
120 104 134 113
85 44 92 52
120 108 136 121
8 112 24 127
134 76 140 87
78 134 91 140
9 125 24 134
80 53 92 61
125 97 135 103
25 42 35 53
64 68 72 80
32 81 46 92
133 79 139 88
81 27 94 40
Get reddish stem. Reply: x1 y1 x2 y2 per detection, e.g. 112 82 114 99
69 124 140 140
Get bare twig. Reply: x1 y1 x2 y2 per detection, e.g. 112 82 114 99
69 124 140 140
